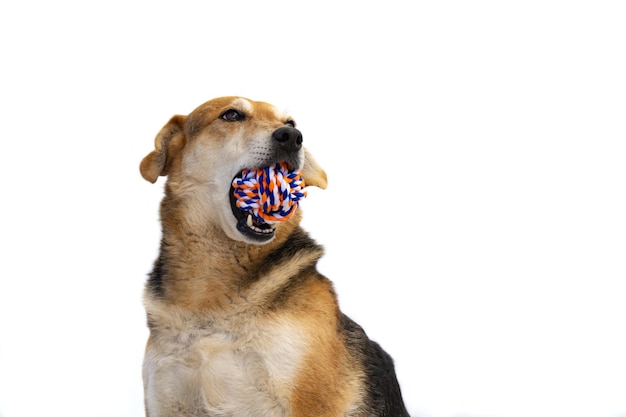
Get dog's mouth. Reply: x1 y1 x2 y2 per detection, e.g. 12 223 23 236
229 172 277 242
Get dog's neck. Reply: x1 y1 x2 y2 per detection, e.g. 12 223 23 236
147 193 321 314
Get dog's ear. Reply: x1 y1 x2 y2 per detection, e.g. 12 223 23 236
140 115 187 183
301 148 328 189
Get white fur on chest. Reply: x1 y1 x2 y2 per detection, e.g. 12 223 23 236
143 313 306 417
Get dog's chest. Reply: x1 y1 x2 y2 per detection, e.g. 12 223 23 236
144 315 306 417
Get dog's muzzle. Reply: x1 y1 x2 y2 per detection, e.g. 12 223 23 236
228 126 304 243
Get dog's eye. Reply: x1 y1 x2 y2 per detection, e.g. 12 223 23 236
221 109 245 122
285 120 296 128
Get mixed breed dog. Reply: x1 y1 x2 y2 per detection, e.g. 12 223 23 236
140 96 409 416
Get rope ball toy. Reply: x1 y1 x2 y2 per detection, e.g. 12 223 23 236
232 162 307 224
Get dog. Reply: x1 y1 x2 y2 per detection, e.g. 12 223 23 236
140 96 410 417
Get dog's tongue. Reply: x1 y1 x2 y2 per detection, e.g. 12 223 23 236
232 162 307 224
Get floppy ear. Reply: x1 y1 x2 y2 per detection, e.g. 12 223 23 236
140 115 187 183
301 148 328 189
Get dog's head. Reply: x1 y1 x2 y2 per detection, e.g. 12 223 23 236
140 97 327 245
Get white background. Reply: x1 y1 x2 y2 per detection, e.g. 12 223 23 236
1 1 625 417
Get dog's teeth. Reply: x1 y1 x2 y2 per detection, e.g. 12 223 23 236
245 214 275 234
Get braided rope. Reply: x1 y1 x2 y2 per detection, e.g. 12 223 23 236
232 162 307 224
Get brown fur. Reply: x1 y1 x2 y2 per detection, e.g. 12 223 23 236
140 97 409 417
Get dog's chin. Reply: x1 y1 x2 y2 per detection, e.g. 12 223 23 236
228 185 276 244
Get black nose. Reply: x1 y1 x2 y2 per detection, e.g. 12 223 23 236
272 127 303 153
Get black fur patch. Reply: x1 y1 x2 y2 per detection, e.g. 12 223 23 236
146 238 169 299
340 314 410 417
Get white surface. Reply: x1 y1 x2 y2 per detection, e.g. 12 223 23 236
1 1 625 417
